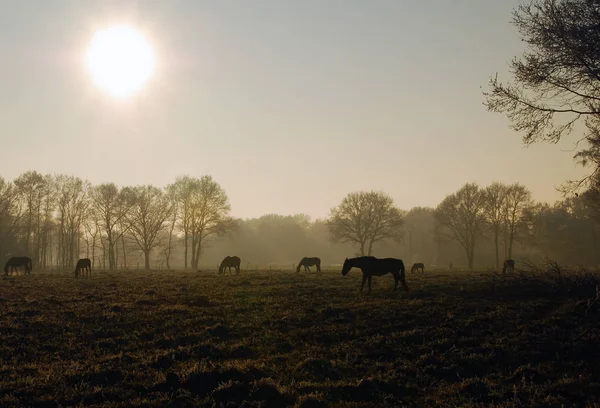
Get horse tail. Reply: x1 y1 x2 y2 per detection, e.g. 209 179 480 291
399 260 409 292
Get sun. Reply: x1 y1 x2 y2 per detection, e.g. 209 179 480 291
86 25 156 98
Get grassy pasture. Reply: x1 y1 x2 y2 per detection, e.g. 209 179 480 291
0 267 599 407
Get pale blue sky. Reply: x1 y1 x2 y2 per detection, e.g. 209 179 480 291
0 0 587 219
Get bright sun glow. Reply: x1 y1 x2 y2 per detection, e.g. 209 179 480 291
86 25 155 98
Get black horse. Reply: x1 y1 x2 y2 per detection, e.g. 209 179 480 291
74 258 92 278
502 259 515 273
4 256 32 276
297 257 322 274
411 262 425 274
341 256 409 293
219 256 241 275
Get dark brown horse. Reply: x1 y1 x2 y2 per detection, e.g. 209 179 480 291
4 256 32 276
411 262 425 274
502 259 515 273
341 256 409 293
219 256 241 275
74 258 92 278
297 257 322 274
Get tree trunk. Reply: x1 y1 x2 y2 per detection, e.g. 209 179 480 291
108 236 115 270
194 240 202 270
367 240 374 256
184 232 188 270
144 249 150 270
121 236 128 270
91 233 96 269
467 245 475 271
494 224 500 270
359 241 365 256
191 235 197 269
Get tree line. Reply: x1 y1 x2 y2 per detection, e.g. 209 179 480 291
0 170 598 271
0 172 233 271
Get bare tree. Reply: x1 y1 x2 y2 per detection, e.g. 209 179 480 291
55 175 90 269
83 209 102 268
327 191 404 256
162 191 178 270
502 183 533 259
484 182 509 269
435 183 487 271
14 171 46 263
189 176 235 270
168 176 195 269
39 175 56 269
121 185 173 270
90 183 127 271
0 177 23 257
483 0 600 191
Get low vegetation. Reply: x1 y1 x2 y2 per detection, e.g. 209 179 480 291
1 266 599 407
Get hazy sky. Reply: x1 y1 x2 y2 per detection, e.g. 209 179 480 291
0 0 588 219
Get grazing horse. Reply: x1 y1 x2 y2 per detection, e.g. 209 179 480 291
411 262 425 274
341 256 409 293
219 256 241 275
4 256 32 276
502 259 515 273
74 258 92 278
296 257 322 274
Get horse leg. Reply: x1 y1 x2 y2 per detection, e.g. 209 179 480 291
360 275 367 292
400 272 409 292
393 274 399 291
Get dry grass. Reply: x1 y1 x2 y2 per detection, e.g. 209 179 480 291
0 266 599 407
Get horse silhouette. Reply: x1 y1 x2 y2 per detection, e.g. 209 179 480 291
296 257 322 274
341 256 409 293
219 256 241 275
502 259 515 273
4 256 32 276
411 262 425 274
74 258 92 278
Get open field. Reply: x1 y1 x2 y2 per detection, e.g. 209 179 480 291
1 267 599 407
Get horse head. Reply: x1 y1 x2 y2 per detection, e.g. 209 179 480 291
341 257 352 276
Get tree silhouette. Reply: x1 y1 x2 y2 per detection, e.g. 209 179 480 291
121 185 173 270
328 191 404 256
435 183 487 271
483 0 600 190
90 183 127 271
484 182 509 269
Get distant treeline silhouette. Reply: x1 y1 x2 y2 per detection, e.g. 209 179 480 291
0 171 598 271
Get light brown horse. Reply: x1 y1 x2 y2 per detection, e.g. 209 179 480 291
411 262 425 274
